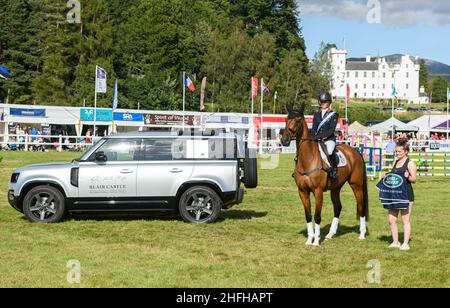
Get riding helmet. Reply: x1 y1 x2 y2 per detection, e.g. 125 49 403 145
319 92 332 104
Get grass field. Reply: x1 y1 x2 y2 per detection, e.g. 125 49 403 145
0 151 449 288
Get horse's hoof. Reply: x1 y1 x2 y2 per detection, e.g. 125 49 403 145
305 238 313 246
358 235 366 240
325 233 335 240
313 237 321 246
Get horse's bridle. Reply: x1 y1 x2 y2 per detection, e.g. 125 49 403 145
287 118 324 176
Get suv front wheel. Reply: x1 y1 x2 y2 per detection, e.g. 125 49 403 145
23 186 66 223
178 186 223 224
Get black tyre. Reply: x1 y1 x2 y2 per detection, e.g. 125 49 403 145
243 148 258 188
23 186 66 223
178 186 223 224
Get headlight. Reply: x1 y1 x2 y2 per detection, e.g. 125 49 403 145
10 173 20 183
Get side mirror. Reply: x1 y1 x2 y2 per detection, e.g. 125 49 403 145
95 151 107 162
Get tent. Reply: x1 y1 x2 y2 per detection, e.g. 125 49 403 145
407 115 449 133
369 117 418 133
433 120 450 130
348 121 371 134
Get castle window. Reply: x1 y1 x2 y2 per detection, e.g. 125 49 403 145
355 72 359 78
364 72 367 78
372 72 375 78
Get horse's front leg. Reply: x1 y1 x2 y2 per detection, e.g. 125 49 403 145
312 188 324 246
298 190 314 246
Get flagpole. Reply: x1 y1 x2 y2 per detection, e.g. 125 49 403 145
94 65 98 137
183 72 186 130
260 78 264 154
447 87 449 140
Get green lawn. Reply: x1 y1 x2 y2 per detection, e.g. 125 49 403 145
0 151 449 288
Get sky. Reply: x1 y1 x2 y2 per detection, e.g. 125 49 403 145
298 0 450 65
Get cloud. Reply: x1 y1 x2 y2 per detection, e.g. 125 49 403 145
298 0 450 27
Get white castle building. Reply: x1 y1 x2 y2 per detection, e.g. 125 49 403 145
329 48 421 103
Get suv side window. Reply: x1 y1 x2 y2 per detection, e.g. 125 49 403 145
142 139 187 161
91 138 140 161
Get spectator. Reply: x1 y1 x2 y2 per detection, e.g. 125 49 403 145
432 133 439 141
86 129 92 144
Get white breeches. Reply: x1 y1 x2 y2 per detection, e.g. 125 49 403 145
324 140 336 156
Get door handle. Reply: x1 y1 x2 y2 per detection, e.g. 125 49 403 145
170 168 183 173
120 169 134 174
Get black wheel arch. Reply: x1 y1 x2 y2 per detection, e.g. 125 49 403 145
176 181 224 205
18 181 68 211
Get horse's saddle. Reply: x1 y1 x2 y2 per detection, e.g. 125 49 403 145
318 144 347 168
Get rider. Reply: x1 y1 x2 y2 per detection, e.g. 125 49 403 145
312 92 339 180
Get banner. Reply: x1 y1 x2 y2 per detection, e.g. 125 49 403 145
200 77 207 111
80 108 113 122
251 77 258 101
144 114 200 126
204 115 249 125
10 108 46 117
42 125 51 136
376 173 409 209
96 66 107 93
114 112 144 122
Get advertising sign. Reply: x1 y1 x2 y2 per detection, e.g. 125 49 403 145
144 114 199 126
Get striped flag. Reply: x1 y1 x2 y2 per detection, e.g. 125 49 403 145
184 73 195 92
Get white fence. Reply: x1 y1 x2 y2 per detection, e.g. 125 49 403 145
1 134 102 152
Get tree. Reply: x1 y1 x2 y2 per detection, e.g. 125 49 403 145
430 76 449 103
0 0 42 104
310 42 335 85
419 59 429 93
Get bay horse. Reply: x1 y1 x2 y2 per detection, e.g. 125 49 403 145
280 103 369 246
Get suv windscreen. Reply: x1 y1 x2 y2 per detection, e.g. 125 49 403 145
90 139 140 161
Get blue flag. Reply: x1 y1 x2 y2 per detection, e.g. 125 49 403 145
376 173 410 209
0 65 12 79
113 79 118 110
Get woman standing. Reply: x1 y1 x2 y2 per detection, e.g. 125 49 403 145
388 138 417 251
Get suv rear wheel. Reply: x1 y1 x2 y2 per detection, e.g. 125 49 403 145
23 186 66 223
178 186 222 224
243 148 258 188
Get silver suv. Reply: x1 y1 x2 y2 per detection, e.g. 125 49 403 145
8 131 258 224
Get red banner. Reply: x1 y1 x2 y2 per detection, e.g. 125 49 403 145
251 77 258 101
346 84 350 104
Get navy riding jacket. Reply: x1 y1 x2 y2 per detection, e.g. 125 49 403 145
311 109 339 141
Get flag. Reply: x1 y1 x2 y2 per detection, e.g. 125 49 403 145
113 79 118 110
376 173 410 210
346 84 350 104
184 73 195 92
262 79 270 95
0 65 12 79
391 85 397 98
96 66 107 93
251 77 258 100
200 77 207 111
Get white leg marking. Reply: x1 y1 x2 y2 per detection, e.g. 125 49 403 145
306 222 314 246
326 217 339 240
359 217 367 240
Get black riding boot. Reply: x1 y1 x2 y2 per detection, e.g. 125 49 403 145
328 153 338 180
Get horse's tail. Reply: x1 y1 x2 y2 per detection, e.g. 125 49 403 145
358 150 369 222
